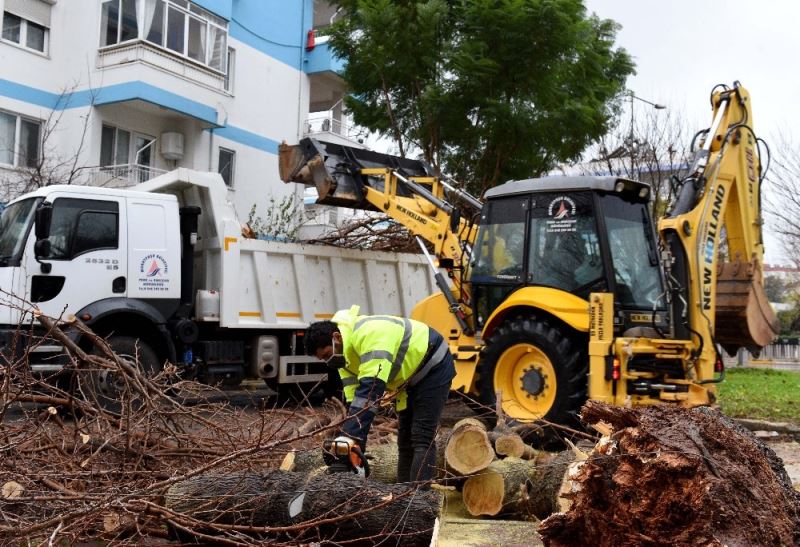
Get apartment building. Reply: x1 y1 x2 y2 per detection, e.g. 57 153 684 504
0 0 356 221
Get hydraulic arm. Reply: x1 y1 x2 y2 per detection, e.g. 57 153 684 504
659 81 778 361
279 138 480 330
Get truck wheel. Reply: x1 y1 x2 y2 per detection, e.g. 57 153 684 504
83 335 161 413
475 315 587 431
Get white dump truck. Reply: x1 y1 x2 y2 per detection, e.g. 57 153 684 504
0 169 435 395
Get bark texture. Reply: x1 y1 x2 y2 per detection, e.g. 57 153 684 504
166 470 439 546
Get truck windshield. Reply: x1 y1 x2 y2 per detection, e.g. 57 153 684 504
600 194 664 309
0 198 40 267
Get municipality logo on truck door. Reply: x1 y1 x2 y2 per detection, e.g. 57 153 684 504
138 254 171 292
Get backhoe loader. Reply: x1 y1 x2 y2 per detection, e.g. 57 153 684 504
279 81 778 428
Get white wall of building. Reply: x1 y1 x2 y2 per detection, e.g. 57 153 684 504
0 0 331 227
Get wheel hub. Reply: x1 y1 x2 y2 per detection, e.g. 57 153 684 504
521 367 546 398
96 369 123 397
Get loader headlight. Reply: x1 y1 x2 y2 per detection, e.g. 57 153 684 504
639 187 650 199
615 181 625 192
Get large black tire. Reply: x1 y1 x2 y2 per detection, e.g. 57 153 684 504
475 315 587 432
81 335 161 413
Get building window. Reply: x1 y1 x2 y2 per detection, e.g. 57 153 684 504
218 148 235 187
0 111 41 168
101 125 155 165
101 0 228 73
223 47 235 92
100 125 132 166
2 5 50 55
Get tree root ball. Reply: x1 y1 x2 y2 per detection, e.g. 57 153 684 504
539 401 800 546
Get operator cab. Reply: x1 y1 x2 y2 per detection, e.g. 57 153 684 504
470 176 667 335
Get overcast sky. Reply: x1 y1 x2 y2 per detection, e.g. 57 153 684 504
585 0 800 263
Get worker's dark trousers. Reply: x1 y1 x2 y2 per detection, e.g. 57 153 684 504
397 350 455 484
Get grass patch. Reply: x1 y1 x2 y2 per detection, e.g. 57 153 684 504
718 367 800 424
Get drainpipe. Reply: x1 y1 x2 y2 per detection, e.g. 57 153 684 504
297 0 308 142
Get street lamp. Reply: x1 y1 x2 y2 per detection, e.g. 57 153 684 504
627 91 667 156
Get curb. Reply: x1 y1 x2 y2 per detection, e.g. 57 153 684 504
734 418 800 435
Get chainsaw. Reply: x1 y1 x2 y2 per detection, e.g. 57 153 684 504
322 436 370 477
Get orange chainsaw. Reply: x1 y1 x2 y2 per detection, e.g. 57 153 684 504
322 436 370 477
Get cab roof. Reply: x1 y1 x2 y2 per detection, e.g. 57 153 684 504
484 176 651 199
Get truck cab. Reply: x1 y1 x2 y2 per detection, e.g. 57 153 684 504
0 186 181 371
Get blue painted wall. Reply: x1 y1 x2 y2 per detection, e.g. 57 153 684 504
229 0 313 70
193 0 232 19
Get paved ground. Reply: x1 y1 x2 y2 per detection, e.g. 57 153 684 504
767 439 800 490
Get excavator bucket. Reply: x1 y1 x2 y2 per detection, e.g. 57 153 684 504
279 138 433 210
715 259 780 355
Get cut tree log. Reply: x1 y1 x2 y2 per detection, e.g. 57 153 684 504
165 470 440 546
445 418 495 476
280 438 450 484
494 433 537 460
461 451 576 518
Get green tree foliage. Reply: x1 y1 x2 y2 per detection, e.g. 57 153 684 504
246 195 304 241
326 0 634 194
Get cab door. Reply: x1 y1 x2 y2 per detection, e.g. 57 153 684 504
24 194 127 318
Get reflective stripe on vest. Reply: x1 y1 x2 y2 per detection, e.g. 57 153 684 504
354 316 413 382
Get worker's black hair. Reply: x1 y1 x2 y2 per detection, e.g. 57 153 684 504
305 320 339 355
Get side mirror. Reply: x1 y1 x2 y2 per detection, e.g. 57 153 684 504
35 202 53 240
34 202 53 272
34 239 51 258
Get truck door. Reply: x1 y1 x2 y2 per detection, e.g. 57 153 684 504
26 195 127 318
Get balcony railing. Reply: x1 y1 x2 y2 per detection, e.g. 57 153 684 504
80 164 167 188
98 41 227 92
303 115 366 143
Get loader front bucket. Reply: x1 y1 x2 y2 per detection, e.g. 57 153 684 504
279 138 433 210
715 259 779 355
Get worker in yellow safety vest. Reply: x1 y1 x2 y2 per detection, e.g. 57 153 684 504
305 305 456 483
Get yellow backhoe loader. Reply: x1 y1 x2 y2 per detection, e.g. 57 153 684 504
279 81 778 429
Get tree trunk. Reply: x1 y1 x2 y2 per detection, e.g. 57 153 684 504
444 418 494 476
165 470 440 546
280 439 450 484
462 451 576 518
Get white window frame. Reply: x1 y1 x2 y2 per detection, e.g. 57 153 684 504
1 11 49 55
100 124 156 168
218 147 235 188
0 110 41 169
223 47 235 93
100 0 228 73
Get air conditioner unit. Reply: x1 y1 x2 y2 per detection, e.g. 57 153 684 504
160 132 184 161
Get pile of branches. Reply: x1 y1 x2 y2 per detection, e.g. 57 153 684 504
0 313 416 545
304 213 422 252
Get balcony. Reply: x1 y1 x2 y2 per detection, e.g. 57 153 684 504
303 114 366 148
79 164 168 188
98 41 227 94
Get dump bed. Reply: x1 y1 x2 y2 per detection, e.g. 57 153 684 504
197 236 435 328
136 169 435 328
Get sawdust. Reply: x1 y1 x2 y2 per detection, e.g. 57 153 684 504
539 402 800 546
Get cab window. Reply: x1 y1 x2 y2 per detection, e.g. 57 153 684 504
527 192 603 298
48 198 119 260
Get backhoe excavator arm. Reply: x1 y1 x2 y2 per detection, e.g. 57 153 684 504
279 138 480 325
659 82 778 375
